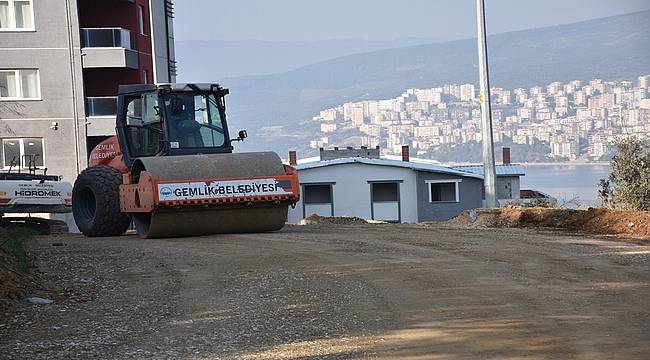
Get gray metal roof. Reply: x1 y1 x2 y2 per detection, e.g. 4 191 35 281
452 164 526 176
118 83 227 95
295 157 484 179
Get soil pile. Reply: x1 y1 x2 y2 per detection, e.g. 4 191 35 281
300 215 370 225
0 229 41 310
451 207 650 237
0 250 31 310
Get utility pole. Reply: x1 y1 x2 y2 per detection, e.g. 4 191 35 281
476 0 498 208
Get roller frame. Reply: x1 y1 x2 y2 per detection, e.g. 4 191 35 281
119 166 300 214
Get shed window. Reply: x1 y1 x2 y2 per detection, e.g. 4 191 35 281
427 180 461 203
372 182 398 202
304 184 332 204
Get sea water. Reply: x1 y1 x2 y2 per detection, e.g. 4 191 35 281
521 164 611 207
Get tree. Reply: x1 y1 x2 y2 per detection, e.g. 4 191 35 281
599 137 650 211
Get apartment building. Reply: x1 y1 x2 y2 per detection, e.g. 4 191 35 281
0 0 175 182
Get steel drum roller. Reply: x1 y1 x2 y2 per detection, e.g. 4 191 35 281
131 152 289 238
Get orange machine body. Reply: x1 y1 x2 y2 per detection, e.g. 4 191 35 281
87 137 300 214
88 136 129 174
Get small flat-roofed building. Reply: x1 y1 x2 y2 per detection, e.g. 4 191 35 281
287 146 525 224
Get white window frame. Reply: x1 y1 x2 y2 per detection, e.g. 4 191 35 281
425 179 462 203
137 5 146 35
0 69 41 100
1 137 45 169
0 0 35 31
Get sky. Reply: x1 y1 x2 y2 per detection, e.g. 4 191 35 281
174 0 650 42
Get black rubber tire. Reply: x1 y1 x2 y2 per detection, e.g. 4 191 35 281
72 165 131 237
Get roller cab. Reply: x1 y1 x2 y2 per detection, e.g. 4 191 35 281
73 83 299 238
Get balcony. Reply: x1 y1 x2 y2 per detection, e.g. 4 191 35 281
86 96 117 117
86 97 117 136
80 28 139 69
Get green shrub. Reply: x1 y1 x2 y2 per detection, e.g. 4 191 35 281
599 137 650 211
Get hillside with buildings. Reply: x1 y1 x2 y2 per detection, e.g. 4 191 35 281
301 76 650 162
225 10 650 156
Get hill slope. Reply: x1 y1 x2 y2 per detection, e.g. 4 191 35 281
176 38 442 80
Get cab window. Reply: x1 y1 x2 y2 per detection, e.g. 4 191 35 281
162 93 225 149
124 93 164 157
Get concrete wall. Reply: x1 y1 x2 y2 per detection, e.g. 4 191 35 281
304 203 332 217
320 147 380 161
0 0 86 182
288 163 419 224
416 171 483 222
81 48 139 69
372 201 400 222
82 68 145 97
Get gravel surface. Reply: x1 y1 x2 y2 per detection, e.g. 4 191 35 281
1 224 649 359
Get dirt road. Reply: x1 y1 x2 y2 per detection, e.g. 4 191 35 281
1 224 649 359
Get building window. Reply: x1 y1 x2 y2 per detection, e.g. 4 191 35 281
0 69 40 100
304 184 332 204
2 138 44 169
426 179 461 203
372 182 398 202
81 28 134 49
138 5 146 35
302 183 334 217
0 0 34 31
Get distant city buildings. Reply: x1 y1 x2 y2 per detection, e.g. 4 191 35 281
308 75 650 161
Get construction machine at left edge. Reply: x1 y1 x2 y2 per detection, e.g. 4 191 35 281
0 162 72 234
72 83 300 238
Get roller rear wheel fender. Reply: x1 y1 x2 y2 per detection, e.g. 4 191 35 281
72 165 131 237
